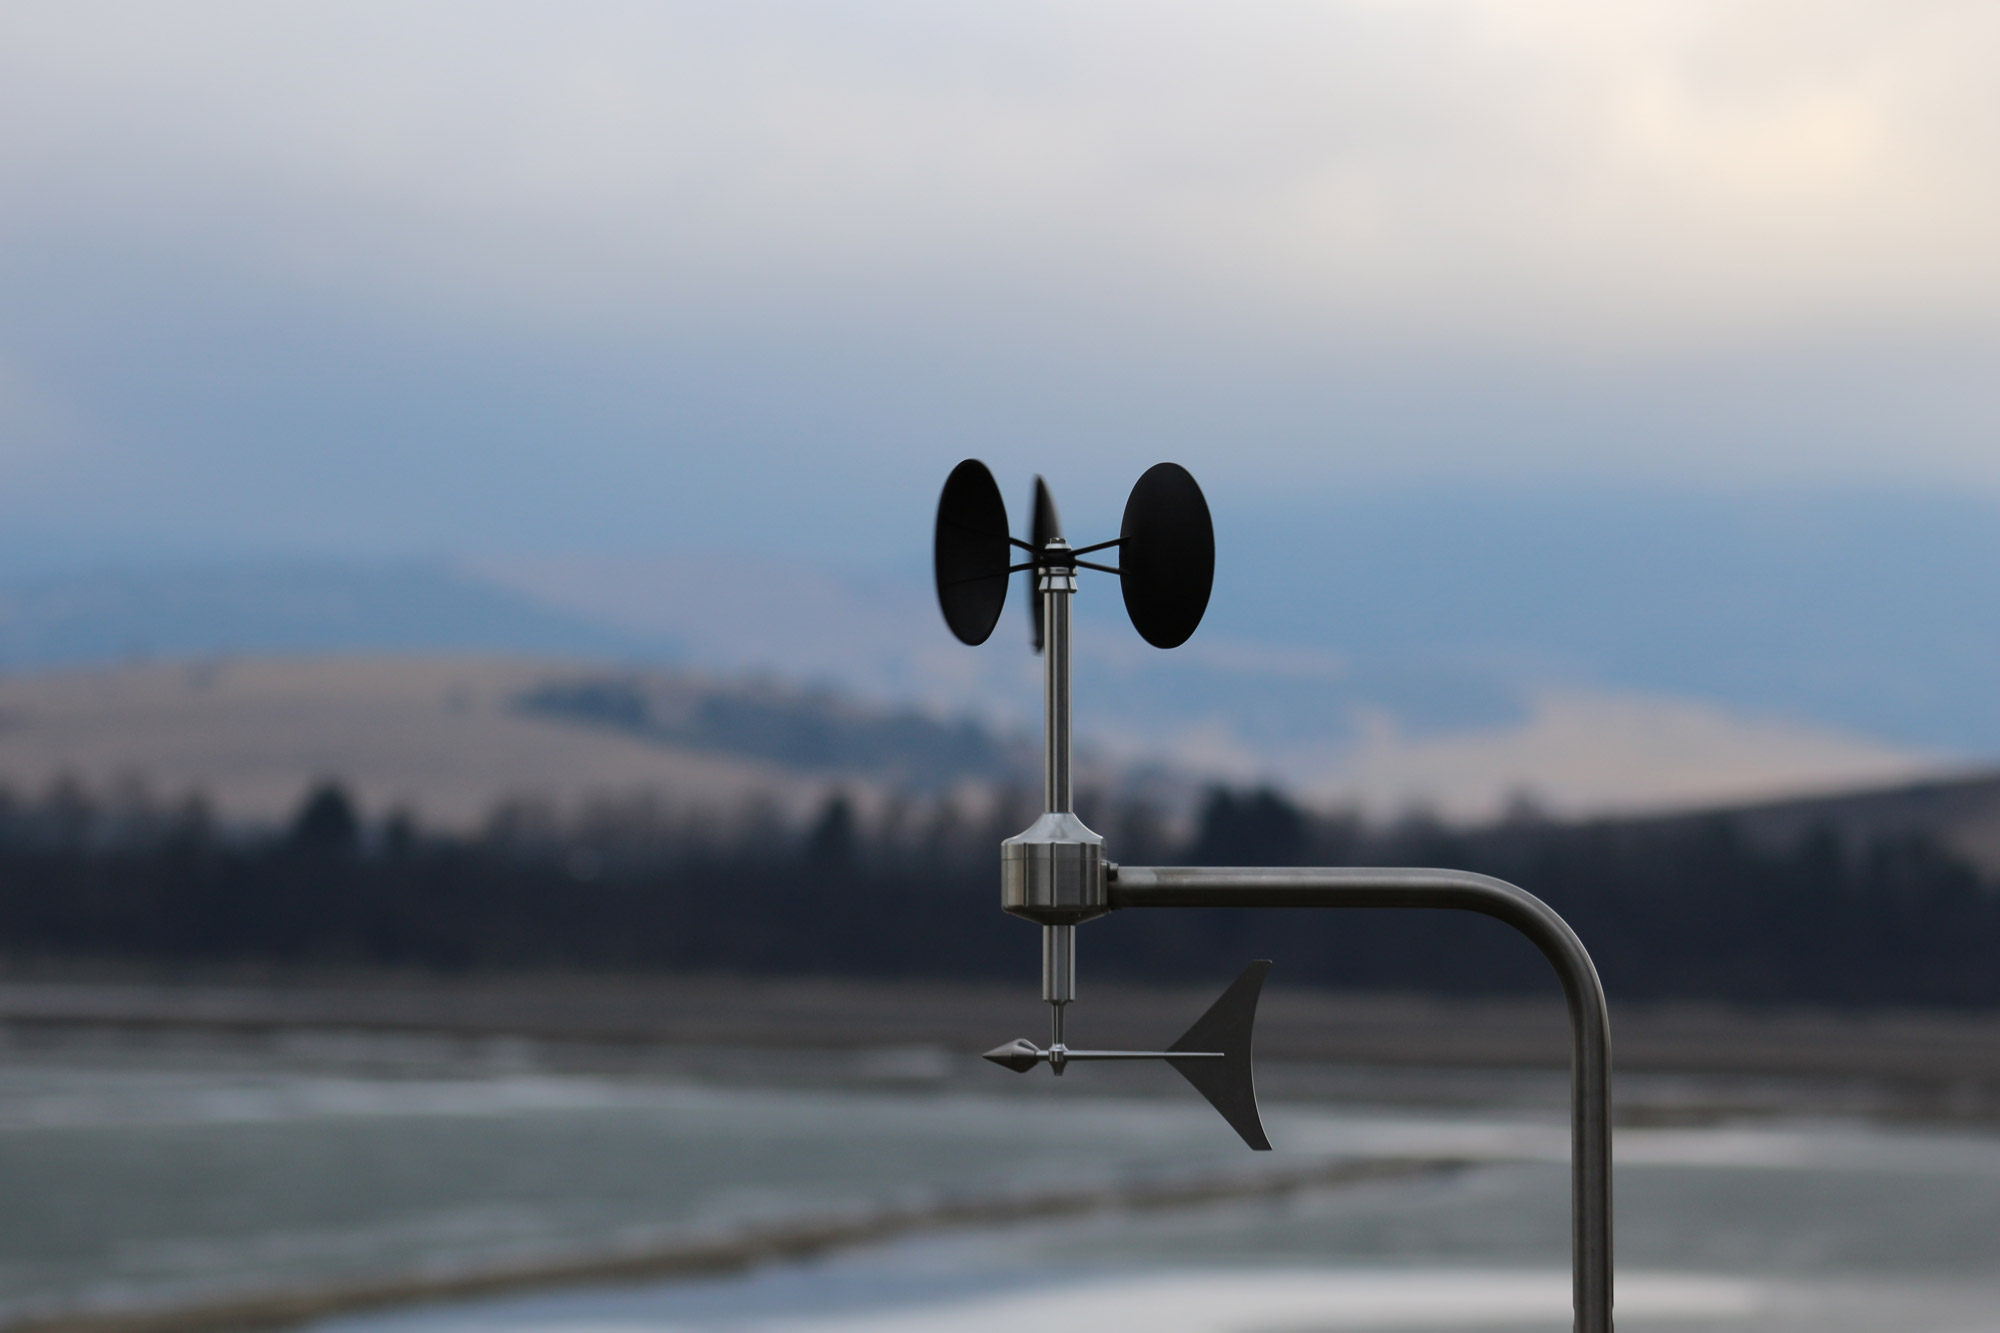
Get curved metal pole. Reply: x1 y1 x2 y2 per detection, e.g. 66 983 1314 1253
1109 864 1613 1333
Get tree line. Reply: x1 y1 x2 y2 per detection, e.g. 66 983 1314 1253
0 779 1995 1006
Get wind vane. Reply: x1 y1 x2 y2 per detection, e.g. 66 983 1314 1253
933 460 1620 1332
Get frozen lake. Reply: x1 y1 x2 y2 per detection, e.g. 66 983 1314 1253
0 1027 1995 1332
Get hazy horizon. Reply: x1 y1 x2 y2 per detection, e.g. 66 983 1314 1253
3 1 1998 814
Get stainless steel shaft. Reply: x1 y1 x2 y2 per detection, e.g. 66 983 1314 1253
1040 552 1075 815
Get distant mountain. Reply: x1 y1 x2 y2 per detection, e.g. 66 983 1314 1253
0 555 1945 820
518 671 1031 790
0 656 1009 830
1209 485 2000 756
0 562 666 669
478 552 1936 820
1622 767 2000 877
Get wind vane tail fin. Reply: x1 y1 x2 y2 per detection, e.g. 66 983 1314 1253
1167 960 1272 1150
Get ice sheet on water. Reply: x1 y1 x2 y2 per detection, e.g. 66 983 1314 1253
311 1268 1768 1333
5 1043 2000 1332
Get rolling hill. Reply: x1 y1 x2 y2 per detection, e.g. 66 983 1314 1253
0 656 1038 830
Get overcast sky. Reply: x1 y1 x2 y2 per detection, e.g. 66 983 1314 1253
1 0 1996 571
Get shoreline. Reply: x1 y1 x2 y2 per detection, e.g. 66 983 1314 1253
0 969 1995 1118
0 1157 1462 1333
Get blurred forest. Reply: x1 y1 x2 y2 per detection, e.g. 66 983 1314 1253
0 778 1995 1007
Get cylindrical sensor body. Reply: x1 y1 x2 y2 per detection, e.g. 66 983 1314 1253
1002 811 1107 924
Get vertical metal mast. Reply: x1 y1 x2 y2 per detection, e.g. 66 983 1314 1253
1001 533 1106 1074
1040 540 1077 1066
1042 542 1074 815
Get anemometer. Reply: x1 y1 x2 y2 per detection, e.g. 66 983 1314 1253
932 460 1618 1332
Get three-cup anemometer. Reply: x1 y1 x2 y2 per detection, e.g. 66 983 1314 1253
932 460 1617 1332
935 459 1269 1149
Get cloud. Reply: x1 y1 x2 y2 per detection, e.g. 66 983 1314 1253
0 357 95 468
1 1 1998 562
4 1 1997 345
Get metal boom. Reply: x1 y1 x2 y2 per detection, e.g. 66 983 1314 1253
1106 864 1614 1333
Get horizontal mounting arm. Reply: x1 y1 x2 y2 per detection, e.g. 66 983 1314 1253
1107 865 1612 1333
